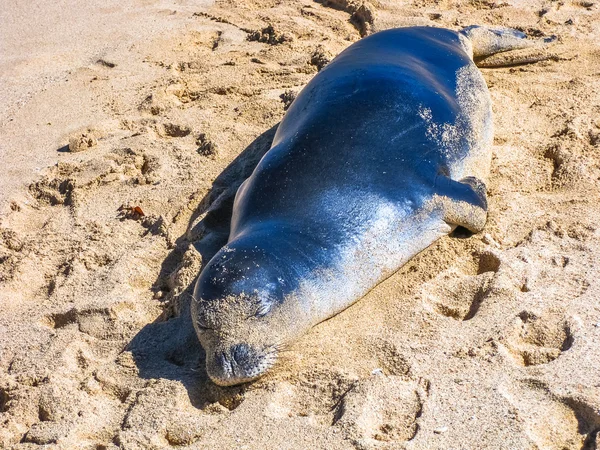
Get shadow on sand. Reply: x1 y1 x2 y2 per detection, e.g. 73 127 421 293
126 125 278 407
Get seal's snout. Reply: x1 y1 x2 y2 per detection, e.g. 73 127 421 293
208 343 275 386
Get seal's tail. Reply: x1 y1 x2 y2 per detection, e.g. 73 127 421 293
460 25 558 68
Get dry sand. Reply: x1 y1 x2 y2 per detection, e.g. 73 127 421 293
1 0 600 449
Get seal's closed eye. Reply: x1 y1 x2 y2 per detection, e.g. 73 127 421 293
194 313 213 331
254 296 273 317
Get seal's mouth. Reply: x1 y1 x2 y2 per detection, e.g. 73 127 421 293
207 343 278 386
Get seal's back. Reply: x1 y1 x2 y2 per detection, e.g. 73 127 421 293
231 27 492 239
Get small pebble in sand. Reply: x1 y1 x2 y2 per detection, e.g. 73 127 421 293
434 426 448 434
371 368 384 376
117 204 145 220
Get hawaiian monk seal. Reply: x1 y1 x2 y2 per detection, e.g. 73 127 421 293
191 26 555 386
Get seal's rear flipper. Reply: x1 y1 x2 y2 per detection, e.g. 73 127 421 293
438 176 488 234
461 25 558 67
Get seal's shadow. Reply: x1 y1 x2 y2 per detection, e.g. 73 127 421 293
127 125 278 407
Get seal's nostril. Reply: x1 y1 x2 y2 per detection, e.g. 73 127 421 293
230 343 252 367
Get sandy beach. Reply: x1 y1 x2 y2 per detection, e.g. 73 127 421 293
1 0 600 448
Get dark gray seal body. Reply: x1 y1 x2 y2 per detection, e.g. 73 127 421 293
192 26 552 386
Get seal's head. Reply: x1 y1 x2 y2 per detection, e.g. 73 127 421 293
192 243 306 386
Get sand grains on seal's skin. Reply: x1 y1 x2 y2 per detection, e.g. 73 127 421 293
420 63 493 182
291 194 451 321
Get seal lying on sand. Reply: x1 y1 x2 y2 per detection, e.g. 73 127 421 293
192 26 555 386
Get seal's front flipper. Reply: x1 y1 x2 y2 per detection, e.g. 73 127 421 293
461 25 558 67
438 176 488 234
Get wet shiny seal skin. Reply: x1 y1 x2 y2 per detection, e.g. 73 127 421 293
192 26 552 386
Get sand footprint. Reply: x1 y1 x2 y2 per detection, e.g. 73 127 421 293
501 379 600 450
29 173 76 207
334 375 423 448
500 311 576 366
28 145 162 213
421 252 501 321
43 301 143 341
118 379 218 447
422 268 494 320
